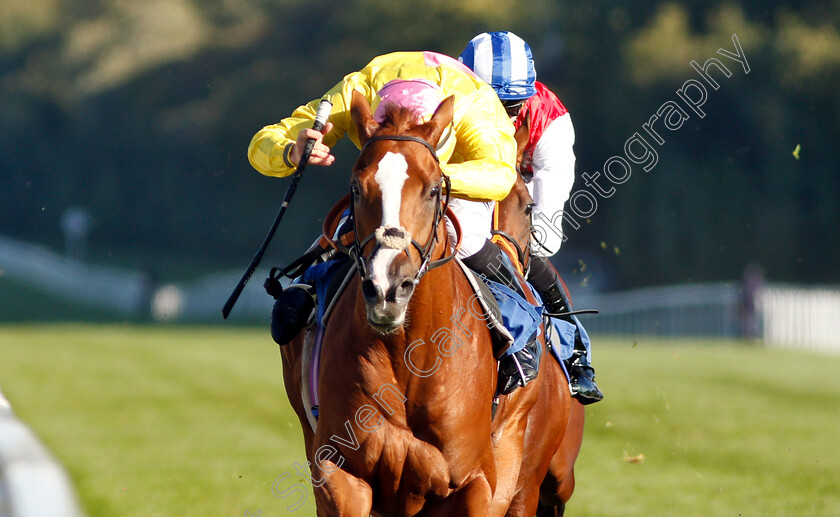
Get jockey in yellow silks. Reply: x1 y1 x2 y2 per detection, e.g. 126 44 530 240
249 51 516 204
249 50 542 394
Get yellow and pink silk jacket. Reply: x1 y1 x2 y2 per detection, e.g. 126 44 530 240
248 51 517 202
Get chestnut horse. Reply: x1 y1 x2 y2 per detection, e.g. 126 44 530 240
280 91 553 516
491 118 585 516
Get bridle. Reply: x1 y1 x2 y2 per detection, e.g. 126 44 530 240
491 226 531 278
490 171 535 278
347 133 459 284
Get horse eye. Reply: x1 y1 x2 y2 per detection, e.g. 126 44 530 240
350 183 360 197
429 186 440 199
525 203 534 215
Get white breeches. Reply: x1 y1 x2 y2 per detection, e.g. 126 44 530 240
445 198 494 259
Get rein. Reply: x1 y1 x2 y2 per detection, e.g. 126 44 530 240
491 228 530 277
491 180 535 278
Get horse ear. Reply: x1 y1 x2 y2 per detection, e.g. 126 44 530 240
514 112 530 147
351 90 379 146
424 95 455 147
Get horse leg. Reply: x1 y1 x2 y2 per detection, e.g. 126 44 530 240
503 475 541 517
536 500 566 517
454 476 494 516
505 407 568 517
539 399 585 509
280 334 316 452
421 475 493 517
313 462 373 517
488 388 539 515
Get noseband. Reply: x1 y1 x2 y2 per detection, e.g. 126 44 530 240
349 134 457 283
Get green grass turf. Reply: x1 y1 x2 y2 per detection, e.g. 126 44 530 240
570 337 840 517
0 326 838 516
0 325 316 516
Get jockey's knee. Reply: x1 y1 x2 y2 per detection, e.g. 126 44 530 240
445 199 494 259
458 231 493 259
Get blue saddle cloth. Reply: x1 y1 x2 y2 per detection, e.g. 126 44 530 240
302 252 591 368
302 258 352 328
480 277 591 365
478 278 542 357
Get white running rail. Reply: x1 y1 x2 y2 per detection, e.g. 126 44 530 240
0 387 84 517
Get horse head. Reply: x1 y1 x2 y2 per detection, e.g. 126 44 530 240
495 115 536 274
348 90 455 332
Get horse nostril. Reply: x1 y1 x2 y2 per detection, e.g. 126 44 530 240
361 279 381 303
383 227 405 239
393 279 416 303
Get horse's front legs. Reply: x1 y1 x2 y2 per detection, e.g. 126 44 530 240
314 461 373 517
417 475 494 517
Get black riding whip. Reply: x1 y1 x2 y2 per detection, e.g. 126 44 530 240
222 96 333 319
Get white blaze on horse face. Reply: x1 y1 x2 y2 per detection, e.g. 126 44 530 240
374 152 409 228
370 152 409 294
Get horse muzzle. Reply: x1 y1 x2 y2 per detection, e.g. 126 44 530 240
361 274 417 332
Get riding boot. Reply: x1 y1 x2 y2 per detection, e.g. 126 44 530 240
462 239 526 295
497 335 540 395
463 239 540 394
529 257 603 405
265 239 332 346
269 283 316 346
267 209 354 346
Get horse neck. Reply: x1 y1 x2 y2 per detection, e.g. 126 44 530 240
404 222 472 333
496 178 532 273
406 219 462 322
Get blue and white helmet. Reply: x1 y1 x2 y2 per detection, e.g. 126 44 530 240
459 31 537 100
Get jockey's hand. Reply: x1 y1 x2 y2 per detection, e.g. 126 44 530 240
290 122 335 167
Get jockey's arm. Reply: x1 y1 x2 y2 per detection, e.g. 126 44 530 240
247 77 364 177
529 112 576 257
442 93 518 202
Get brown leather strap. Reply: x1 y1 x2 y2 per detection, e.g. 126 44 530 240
320 193 352 252
491 202 525 276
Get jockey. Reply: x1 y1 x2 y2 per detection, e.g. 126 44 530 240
249 50 541 395
460 31 603 404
